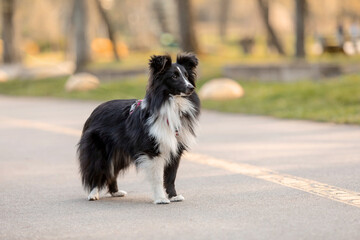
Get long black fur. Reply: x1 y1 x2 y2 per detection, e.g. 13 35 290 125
78 53 200 199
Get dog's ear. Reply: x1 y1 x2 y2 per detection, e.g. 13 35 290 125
176 52 198 86
149 55 172 75
176 52 198 69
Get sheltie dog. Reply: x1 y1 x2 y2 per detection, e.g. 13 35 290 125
78 53 200 204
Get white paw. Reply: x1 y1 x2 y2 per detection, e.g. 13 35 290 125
88 192 99 201
111 190 127 197
170 194 185 202
154 198 170 204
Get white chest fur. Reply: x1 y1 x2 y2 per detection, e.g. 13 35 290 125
147 96 198 161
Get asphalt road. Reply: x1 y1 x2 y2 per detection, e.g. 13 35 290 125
1 95 360 240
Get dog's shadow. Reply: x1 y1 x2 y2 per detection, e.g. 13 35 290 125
67 193 161 208
100 195 151 205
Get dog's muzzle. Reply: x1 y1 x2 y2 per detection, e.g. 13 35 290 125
185 84 195 95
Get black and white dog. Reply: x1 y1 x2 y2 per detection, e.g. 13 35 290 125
78 53 200 204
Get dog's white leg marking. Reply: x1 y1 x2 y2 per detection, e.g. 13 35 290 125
170 194 185 202
111 190 127 197
88 187 99 201
138 156 170 204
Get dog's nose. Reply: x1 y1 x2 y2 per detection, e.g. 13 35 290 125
186 84 195 94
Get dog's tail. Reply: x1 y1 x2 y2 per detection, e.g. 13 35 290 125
78 131 112 192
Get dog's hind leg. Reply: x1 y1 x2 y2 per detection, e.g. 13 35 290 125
88 187 99 201
108 180 127 197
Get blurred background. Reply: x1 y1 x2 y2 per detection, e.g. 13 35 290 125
0 0 359 124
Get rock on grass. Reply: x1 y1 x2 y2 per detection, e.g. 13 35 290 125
199 78 244 100
65 73 100 92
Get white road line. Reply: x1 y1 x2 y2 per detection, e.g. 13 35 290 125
2 116 360 208
184 152 360 208
0 117 82 137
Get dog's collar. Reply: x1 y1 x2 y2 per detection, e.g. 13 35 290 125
129 99 143 115
130 99 179 137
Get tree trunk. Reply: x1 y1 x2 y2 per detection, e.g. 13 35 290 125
2 0 17 63
72 0 90 72
176 0 199 53
295 0 306 58
262 0 271 48
94 0 119 61
218 0 231 42
256 0 285 55
153 0 170 33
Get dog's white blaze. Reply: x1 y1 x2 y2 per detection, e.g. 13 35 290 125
176 66 193 88
136 155 169 204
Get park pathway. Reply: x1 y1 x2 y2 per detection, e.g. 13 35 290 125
1 95 360 240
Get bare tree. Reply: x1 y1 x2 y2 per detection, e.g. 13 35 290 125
72 0 90 72
256 0 285 55
218 0 231 42
175 0 199 53
94 0 119 61
2 0 17 63
295 0 306 58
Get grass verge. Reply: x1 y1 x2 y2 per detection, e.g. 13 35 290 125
202 74 360 124
0 73 359 125
0 76 147 101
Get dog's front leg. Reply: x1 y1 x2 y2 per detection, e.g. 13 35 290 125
139 156 170 204
164 154 185 202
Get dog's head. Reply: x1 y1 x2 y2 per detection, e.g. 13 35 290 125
148 53 198 96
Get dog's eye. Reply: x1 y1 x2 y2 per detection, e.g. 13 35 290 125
172 73 178 79
184 72 188 78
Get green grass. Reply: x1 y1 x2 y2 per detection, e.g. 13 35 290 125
202 74 360 124
1 73 359 124
0 76 147 101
